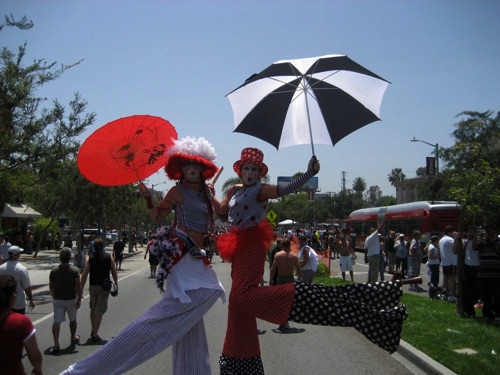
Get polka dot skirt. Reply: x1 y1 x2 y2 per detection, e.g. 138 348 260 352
289 281 407 353
220 355 264 375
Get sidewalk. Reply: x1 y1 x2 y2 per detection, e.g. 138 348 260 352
20 249 456 375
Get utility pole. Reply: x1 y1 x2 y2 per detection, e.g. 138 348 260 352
341 171 346 191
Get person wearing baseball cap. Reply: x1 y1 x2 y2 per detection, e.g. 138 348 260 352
0 245 35 314
0 232 12 264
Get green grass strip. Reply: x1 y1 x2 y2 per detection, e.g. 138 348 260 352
315 276 500 374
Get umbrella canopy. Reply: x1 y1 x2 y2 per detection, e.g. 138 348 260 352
227 54 390 154
77 115 178 186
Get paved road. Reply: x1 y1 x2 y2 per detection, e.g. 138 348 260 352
20 248 428 374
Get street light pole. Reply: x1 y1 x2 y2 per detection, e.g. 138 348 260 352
411 137 439 176
151 181 168 192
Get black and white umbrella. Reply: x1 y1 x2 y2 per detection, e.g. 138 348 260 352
226 54 390 155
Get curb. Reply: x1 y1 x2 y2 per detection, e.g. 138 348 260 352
393 340 457 375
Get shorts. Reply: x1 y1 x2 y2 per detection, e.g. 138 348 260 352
53 299 78 323
114 252 123 262
149 254 159 266
89 284 110 315
442 265 456 276
339 255 353 272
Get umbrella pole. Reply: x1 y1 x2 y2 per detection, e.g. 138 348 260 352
304 89 316 156
131 160 143 183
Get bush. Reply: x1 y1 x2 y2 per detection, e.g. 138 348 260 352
315 262 329 277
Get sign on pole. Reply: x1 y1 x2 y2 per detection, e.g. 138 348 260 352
307 188 315 202
426 157 436 176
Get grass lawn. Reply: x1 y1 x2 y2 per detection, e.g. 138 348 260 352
315 276 500 375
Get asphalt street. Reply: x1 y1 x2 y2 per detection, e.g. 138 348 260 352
19 247 455 374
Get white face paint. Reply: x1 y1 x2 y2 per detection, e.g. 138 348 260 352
241 163 259 186
182 162 203 182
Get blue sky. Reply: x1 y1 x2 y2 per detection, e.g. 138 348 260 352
3 0 500 198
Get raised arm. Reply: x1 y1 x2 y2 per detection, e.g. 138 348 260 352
139 183 181 223
259 156 320 200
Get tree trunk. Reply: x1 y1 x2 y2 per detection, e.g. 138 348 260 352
33 217 56 258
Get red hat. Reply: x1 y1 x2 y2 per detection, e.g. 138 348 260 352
233 147 268 178
165 137 219 180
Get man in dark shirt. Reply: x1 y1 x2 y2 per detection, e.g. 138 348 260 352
474 227 500 321
80 238 118 341
385 230 396 274
113 236 125 271
49 248 83 353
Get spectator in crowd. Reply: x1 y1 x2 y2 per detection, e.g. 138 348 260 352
269 238 302 332
379 234 386 281
0 246 35 314
144 234 159 278
364 222 384 283
338 232 355 282
408 231 425 292
395 234 408 276
55 232 62 251
63 232 73 250
299 235 318 283
459 228 480 318
49 248 83 354
0 274 43 375
385 230 396 274
474 226 500 321
80 238 118 342
439 225 457 295
268 238 283 285
426 235 440 288
111 230 118 245
113 236 125 271
130 231 138 252
0 232 12 264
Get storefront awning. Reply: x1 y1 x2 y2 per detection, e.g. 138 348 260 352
2 204 42 219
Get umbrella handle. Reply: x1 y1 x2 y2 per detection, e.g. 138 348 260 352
131 160 143 183
212 166 224 185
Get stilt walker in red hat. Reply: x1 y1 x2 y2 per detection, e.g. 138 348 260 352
217 148 408 374
61 136 226 375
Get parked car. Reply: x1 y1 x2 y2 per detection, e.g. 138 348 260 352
82 228 112 246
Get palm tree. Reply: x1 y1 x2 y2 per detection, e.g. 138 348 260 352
387 168 406 186
352 177 366 198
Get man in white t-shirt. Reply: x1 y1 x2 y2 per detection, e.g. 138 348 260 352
0 246 35 314
364 222 384 283
299 236 318 283
439 225 457 295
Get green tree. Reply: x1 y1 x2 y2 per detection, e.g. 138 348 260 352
0 15 95 210
441 110 500 226
365 185 382 205
388 168 406 186
352 177 366 199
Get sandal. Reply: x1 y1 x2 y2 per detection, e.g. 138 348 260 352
91 333 103 342
71 335 80 345
50 346 60 355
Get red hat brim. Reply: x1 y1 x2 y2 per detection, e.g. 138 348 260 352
165 154 219 181
233 160 268 178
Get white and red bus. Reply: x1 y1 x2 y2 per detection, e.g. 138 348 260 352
347 201 461 250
